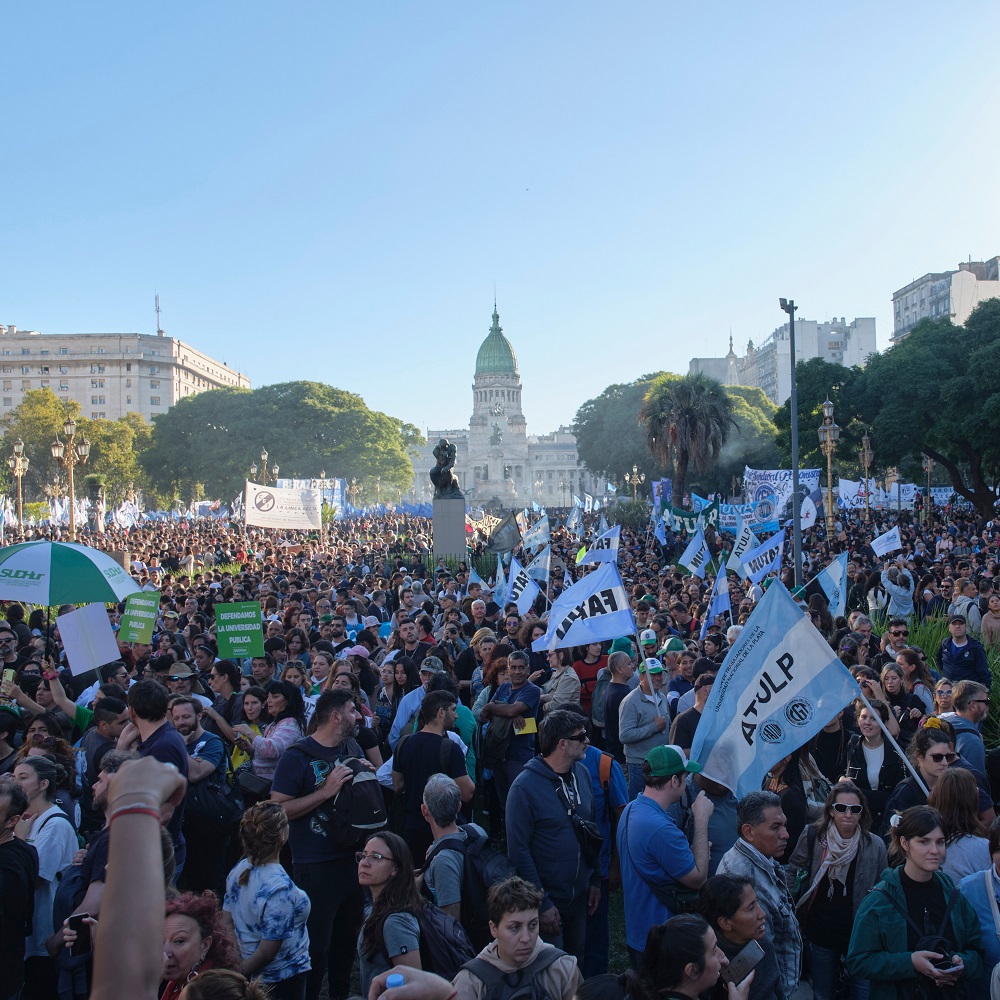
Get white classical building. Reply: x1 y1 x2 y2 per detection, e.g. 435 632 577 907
0 325 250 422
413 306 605 507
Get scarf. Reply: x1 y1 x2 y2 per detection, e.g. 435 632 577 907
796 824 861 912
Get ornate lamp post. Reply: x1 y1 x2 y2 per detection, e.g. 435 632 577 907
347 477 363 508
50 416 90 541
7 439 28 531
559 480 567 507
624 464 646 502
922 455 936 527
817 399 840 534
534 477 544 500
859 430 873 523
249 448 279 486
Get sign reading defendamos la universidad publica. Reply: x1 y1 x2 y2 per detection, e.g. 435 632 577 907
119 591 160 644
215 602 266 659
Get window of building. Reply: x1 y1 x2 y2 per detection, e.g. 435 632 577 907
59 348 68 355
91 380 99 388
2 398 10 407
40 380 49 388
98 395 105 404
21 348 30 355
39 366 49 374
149 365 159 374
1 367 10 374
59 383 68 391
150 379 160 389
40 349 49 356
126 395 132 404
125 378 132 388
21 366 29 375
150 396 160 406
91 396 98 405
126 363 131 372
98 347 106 354
20 380 29 390
59 365 68 374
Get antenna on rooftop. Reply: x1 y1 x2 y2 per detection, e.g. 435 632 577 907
155 293 164 336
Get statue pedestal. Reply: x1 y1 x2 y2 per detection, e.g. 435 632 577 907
433 498 467 559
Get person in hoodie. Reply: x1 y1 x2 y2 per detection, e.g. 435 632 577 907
505 709 600 965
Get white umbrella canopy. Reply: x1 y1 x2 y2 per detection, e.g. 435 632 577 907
0 540 143 606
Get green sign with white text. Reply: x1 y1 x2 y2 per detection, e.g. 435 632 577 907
119 591 160 644
215 601 265 659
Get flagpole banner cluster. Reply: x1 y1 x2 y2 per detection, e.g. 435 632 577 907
690 582 861 797
244 481 321 530
743 467 820 526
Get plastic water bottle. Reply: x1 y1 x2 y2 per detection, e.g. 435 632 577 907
386 973 406 989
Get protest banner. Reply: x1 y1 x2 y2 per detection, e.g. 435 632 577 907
244 481 321 530
58 603 123 676
119 590 160 644
215 601 266 659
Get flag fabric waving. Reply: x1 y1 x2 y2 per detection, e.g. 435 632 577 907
531 562 636 653
507 557 541 615
727 514 759 580
690 581 861 797
521 514 550 554
871 525 902 557
578 524 621 566
493 558 508 607
742 529 786 585
700 569 732 640
815 552 849 618
679 528 711 578
525 545 551 585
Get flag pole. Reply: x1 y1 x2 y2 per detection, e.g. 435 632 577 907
855 689 929 796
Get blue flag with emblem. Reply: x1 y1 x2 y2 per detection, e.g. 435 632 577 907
700 568 732 640
521 514 550 554
654 514 667 546
815 551 849 619
531 561 636 653
690 581 861 796
525 545 550 584
598 512 609 535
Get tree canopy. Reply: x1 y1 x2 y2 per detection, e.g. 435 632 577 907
140 380 421 504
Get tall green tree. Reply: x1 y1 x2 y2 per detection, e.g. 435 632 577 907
0 389 81 499
639 372 737 507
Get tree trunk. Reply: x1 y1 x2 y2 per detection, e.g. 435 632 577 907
923 446 995 519
674 454 689 511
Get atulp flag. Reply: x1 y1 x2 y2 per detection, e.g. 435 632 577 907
507 557 541 615
578 524 621 566
815 552 849 618
700 569 732 640
742 528 785 585
679 528 711 578
521 514 550 554
871 525 902 557
531 561 636 653
690 581 861 797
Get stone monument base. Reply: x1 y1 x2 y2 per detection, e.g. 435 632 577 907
433 498 467 559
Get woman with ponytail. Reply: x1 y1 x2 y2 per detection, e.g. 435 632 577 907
223 801 311 1000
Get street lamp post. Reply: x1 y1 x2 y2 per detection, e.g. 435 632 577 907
375 476 382 508
860 431 874 523
779 298 803 586
50 417 90 541
817 399 840 535
250 448 279 486
922 455 935 527
347 477 363 509
559 481 567 508
7 439 29 532
534 477 544 500
624 464 646 502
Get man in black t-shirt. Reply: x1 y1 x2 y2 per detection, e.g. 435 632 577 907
271 689 369 1000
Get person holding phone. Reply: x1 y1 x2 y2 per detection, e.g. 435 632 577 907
699 875 783 999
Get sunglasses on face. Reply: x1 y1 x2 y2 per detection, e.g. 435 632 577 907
563 732 589 743
30 733 59 746
928 752 958 764
890 630 909 637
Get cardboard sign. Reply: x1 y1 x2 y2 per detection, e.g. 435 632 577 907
58 603 123 676
119 591 160 644
215 602 265 659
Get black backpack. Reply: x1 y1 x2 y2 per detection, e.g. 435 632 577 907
414 903 476 979
424 826 518 951
461 944 563 1000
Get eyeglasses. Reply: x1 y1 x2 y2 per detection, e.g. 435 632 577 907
30 733 59 746
972 699 991 705
832 802 864 815
890 630 909 637
563 732 589 743
928 752 958 764
355 851 393 864
0 637 16 645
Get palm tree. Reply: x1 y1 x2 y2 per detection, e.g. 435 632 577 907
640 373 737 509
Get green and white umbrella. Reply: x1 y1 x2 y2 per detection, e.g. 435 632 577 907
0 540 143 606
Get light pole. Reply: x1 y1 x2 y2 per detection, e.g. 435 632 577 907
860 430 873 523
559 481 567 507
534 477 544 500
624 464 646 502
922 455 935 527
375 475 382 508
312 470 332 544
50 417 90 541
817 399 840 535
7 439 29 532
347 477 363 509
249 448 279 486
779 298 803 586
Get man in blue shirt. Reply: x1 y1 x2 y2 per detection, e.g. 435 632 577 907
616 744 714 969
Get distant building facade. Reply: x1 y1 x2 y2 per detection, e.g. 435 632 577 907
689 317 876 404
414 306 605 506
0 326 250 422
891 256 1000 343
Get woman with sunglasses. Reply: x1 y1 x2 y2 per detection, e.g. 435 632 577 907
787 781 887 1000
932 678 954 715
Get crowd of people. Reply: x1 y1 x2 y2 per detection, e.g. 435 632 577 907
0 499 999 1000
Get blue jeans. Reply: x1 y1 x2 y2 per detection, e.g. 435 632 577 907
582 878 610 978
809 940 869 1000
627 762 645 800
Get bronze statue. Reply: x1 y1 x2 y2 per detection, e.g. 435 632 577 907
490 422 503 447
430 438 464 499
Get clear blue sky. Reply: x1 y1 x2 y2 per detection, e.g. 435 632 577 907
5 4 999 438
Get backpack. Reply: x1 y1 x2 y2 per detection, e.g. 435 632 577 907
424 826 518 951
414 902 476 979
590 668 611 728
479 714 514 771
462 944 563 1000
286 740 386 851
52 862 90 989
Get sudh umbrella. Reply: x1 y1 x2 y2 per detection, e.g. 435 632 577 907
0 540 143 606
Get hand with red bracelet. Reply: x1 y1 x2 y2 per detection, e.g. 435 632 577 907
106 757 187 826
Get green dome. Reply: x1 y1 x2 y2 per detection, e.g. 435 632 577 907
475 307 518 376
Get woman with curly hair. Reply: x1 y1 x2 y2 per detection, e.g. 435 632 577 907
356 831 426 997
223 802 311 999
161 891 242 1000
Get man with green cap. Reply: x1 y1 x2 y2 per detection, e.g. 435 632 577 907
618 657 670 800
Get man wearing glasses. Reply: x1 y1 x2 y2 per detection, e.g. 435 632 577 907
877 618 912 666
0 623 24 673
940 679 990 772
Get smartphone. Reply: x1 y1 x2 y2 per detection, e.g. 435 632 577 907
69 912 92 956
720 939 765 985
932 956 959 972
1 668 14 685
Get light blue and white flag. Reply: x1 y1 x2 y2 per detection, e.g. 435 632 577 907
690 581 861 796
468 564 489 593
700 569 732 640
566 506 581 532
742 529 786 585
654 515 667 547
521 514 550 554
526 545 551 585
578 524 621 566
584 493 594 513
727 514 759 580
532 561 636 653
493 558 508 607
507 557 541 615
573 495 584 509
815 551 849 618
598 512 610 536
606 482 617 494
871 525 902 557
563 567 573 590
679 528 711 578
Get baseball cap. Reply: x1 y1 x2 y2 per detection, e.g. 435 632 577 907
659 636 686 655
346 645 370 659
640 628 657 646
609 637 634 656
645 745 702 777
950 615 967 625
419 656 445 675
639 595 657 607
639 657 664 674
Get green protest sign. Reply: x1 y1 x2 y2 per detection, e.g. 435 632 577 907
119 591 160 644
215 602 265 659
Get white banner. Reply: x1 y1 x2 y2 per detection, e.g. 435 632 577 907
244 481 321 530
743 467 820 524
871 525 902 557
